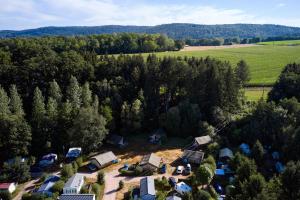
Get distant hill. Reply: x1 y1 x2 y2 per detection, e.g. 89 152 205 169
1 23 300 39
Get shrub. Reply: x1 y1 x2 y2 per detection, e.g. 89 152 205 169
92 183 101 196
134 166 143 175
0 191 12 200
61 164 74 178
97 171 105 184
72 161 78 173
51 180 65 193
75 157 83 167
119 180 124 190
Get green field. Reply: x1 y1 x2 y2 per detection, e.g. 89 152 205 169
244 87 271 101
258 40 300 46
142 45 300 85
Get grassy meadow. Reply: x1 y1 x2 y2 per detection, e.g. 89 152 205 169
258 40 300 46
141 45 300 86
244 87 271 101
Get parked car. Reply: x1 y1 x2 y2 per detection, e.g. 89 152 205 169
176 166 184 174
168 177 177 187
160 164 167 174
185 164 191 174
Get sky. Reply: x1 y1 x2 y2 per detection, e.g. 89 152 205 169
0 0 300 30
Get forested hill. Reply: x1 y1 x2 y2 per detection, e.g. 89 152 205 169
1 23 300 39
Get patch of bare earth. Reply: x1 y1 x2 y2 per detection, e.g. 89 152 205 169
181 44 258 52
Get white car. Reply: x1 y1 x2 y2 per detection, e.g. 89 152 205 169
176 166 184 174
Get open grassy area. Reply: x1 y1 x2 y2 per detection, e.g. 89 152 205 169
244 87 271 101
139 45 300 85
258 40 300 46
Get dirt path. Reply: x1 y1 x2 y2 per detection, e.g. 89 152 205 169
181 44 257 52
13 179 39 200
102 169 187 200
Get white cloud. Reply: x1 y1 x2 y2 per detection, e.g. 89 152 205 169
0 0 299 30
276 3 286 8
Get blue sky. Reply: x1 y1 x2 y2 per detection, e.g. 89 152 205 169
0 0 299 30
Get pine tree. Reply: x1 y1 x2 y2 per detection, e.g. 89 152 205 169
236 60 250 85
0 86 10 117
49 80 62 103
82 82 92 108
66 76 81 112
47 97 58 120
32 87 46 122
9 85 24 117
92 95 99 113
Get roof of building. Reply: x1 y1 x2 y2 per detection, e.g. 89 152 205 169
0 183 14 189
64 173 84 189
107 134 124 145
181 150 205 162
140 153 161 168
219 148 234 159
194 135 212 146
91 151 117 166
166 196 182 200
37 176 60 193
215 169 225 176
66 147 82 158
59 194 95 200
140 177 155 196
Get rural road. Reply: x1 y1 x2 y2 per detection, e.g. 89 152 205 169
103 169 187 200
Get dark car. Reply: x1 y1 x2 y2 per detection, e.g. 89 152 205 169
214 183 223 194
168 177 177 187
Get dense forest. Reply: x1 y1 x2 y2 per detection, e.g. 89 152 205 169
1 23 300 39
0 35 300 200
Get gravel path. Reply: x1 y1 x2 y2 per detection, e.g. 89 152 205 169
102 169 187 200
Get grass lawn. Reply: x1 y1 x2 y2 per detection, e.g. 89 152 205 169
137 45 300 86
258 40 300 46
244 87 271 101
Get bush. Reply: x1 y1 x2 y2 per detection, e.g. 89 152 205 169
92 183 101 196
72 161 78 173
119 180 124 190
97 171 105 184
61 164 74 178
134 166 143 175
0 191 12 200
75 157 83 167
51 180 65 193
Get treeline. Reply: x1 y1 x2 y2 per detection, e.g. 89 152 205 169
2 24 300 39
0 35 248 161
185 37 262 46
0 33 183 55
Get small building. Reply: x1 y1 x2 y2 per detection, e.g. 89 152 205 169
166 196 182 200
0 183 16 194
106 134 128 148
181 150 204 164
187 135 212 150
66 147 82 159
175 182 191 195
90 151 117 169
63 173 84 194
140 177 156 200
215 169 225 176
239 143 251 155
219 148 234 160
140 153 162 171
36 175 60 196
59 194 95 200
149 128 167 144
